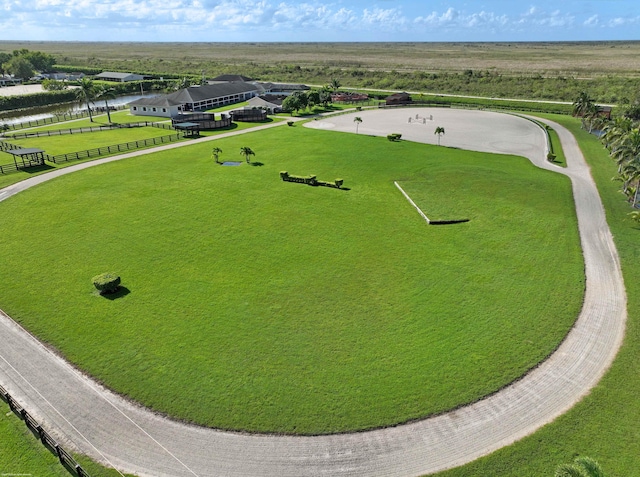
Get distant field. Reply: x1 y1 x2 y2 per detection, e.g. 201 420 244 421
3 41 638 103
2 41 640 76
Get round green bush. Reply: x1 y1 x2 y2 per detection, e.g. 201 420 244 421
92 272 121 294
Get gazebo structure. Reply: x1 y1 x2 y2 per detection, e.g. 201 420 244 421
7 148 46 169
173 122 201 138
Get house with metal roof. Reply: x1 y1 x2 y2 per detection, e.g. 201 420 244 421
128 96 184 118
128 83 261 118
95 72 145 82
209 74 254 83
247 95 287 113
255 82 310 96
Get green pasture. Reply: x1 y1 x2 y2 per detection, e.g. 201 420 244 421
0 125 583 435
3 125 176 156
18 109 171 132
0 113 284 189
432 115 640 477
0 401 73 477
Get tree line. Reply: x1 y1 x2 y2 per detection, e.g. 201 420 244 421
0 49 56 79
575 92 640 220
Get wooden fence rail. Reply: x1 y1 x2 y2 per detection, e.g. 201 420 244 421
0 110 92 131
47 132 185 164
0 383 93 477
1 130 184 173
0 104 129 132
6 121 174 139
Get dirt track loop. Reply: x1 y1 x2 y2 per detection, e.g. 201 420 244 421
0 109 627 476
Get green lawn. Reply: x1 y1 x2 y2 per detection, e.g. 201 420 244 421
0 401 74 477
431 114 640 477
0 401 131 477
13 109 171 132
547 126 567 167
0 125 583 435
4 125 175 156
0 115 285 189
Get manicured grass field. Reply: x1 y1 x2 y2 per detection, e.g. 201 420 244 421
16 109 171 132
0 125 583 435
432 115 640 477
5 124 176 156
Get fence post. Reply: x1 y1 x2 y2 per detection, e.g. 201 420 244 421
36 425 46 444
55 444 64 464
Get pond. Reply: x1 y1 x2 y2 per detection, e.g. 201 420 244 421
0 94 158 125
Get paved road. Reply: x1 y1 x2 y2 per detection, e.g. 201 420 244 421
0 109 626 477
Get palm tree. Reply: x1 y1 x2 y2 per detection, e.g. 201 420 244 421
211 147 223 164
320 85 332 107
434 126 445 146
168 77 192 92
95 86 117 124
611 129 640 173
584 102 602 133
75 77 97 122
354 116 362 134
240 146 255 164
601 117 633 151
330 78 341 93
572 91 596 129
555 456 605 477
620 159 640 206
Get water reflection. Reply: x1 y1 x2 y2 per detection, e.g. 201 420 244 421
0 94 157 125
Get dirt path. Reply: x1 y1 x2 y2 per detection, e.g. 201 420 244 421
0 109 626 477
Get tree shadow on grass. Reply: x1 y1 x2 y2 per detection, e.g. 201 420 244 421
101 286 130 300
249 161 264 167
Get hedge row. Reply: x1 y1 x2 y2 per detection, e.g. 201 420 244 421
0 90 77 112
280 171 344 189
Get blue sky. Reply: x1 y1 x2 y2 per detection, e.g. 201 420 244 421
1 0 638 42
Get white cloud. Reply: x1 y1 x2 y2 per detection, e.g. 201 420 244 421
0 1 638 41
606 16 640 27
584 14 599 27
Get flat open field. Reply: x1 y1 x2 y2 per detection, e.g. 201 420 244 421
0 121 583 435
2 41 640 76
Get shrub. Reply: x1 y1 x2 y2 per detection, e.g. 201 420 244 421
280 171 289 180
547 152 557 162
92 272 121 294
287 121 294 126
335 178 344 188
387 133 402 141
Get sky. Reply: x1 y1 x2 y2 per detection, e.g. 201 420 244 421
0 0 639 42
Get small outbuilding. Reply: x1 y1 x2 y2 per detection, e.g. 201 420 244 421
385 92 412 106
95 72 145 82
7 148 46 168
247 95 286 113
129 96 183 118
